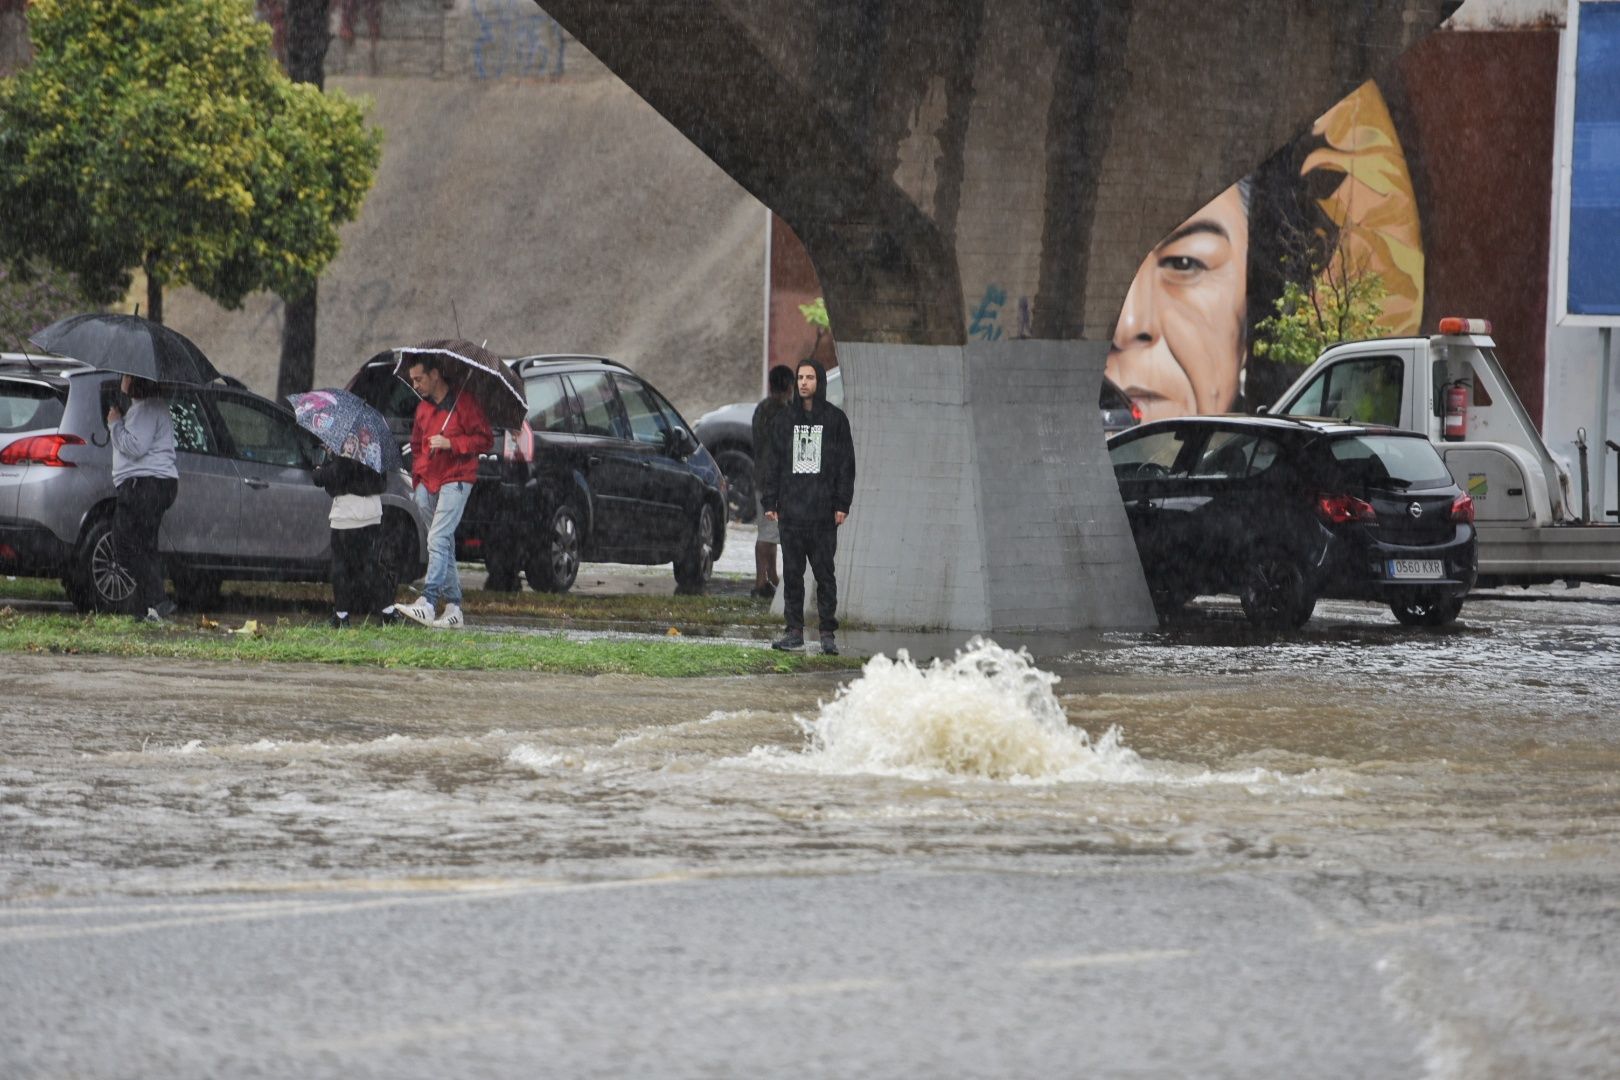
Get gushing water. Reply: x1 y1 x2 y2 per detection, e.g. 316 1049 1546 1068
783 638 1137 781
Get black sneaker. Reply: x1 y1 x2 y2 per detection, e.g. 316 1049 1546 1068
820 634 839 656
771 631 804 651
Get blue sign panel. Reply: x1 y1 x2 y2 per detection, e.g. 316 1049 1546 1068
1571 4 1620 316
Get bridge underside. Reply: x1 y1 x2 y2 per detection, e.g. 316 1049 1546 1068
546 0 1445 630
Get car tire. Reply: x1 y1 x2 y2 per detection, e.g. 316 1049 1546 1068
172 569 222 612
714 448 756 524
1149 579 1196 622
673 502 717 594
1389 591 1463 627
483 535 525 593
377 512 421 608
526 503 581 594
72 516 139 615
1239 549 1315 630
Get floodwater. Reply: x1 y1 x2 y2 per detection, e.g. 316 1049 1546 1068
2 590 1619 1076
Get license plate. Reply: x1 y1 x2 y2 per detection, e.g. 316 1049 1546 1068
1387 558 1443 580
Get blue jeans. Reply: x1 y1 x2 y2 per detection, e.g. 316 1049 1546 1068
413 481 472 607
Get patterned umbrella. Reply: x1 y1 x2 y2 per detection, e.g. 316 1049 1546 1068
393 338 527 431
287 388 404 475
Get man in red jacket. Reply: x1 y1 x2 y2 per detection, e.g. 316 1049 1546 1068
397 356 492 629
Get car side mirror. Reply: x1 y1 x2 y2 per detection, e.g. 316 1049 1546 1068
666 426 696 458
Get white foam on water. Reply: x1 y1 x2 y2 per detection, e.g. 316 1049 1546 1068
746 637 1303 788
506 745 566 773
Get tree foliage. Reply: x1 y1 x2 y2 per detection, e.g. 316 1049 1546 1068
0 0 381 317
1253 241 1388 370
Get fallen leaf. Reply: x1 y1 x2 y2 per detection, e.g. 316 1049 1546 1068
665 626 681 636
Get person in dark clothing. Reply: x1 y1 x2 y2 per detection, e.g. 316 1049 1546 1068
312 438 394 627
760 358 855 655
749 364 795 600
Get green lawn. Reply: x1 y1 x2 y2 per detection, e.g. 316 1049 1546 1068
0 573 851 630
0 610 861 676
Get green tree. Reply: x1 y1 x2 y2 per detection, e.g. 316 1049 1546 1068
0 0 379 342
1253 244 1388 370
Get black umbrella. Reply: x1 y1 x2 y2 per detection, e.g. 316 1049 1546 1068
393 339 527 431
30 313 222 386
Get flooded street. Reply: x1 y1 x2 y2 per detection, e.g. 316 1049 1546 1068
3 588 1619 1077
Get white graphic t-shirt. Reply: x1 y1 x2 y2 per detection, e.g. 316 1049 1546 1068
792 425 823 474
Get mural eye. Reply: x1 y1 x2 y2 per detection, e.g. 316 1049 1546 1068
1160 255 1207 275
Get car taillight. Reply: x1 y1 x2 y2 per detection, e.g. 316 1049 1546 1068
0 433 85 467
1449 493 1474 523
1315 492 1377 525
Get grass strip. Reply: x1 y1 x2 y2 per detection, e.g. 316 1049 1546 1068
0 576 797 628
0 611 862 677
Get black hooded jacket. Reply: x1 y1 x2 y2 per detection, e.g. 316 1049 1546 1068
760 358 855 525
312 455 388 499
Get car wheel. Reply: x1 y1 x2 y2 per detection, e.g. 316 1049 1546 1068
73 516 139 614
1239 550 1315 630
673 502 717 594
172 569 222 612
483 534 525 592
1149 579 1196 621
1389 591 1463 627
377 512 421 607
526 503 581 594
714 448 756 523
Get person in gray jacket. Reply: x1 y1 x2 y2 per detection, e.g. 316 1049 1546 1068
106 375 178 622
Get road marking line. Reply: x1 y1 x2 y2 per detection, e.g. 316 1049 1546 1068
1317 914 1487 940
698 978 899 1004
0 875 691 946
1020 948 1196 970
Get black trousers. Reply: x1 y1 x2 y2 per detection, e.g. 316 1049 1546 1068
779 520 838 634
331 525 383 616
113 476 178 613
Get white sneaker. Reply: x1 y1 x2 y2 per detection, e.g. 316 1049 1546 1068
432 603 464 630
397 597 437 626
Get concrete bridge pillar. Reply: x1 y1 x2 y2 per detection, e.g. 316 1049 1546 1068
544 0 1445 630
832 340 1152 631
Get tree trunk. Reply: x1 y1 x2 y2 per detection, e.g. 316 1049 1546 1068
277 288 318 400
283 0 329 88
275 0 331 396
144 251 163 325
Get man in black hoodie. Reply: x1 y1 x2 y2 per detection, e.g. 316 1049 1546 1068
760 358 856 654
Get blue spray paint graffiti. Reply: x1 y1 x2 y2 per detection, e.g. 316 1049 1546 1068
968 284 1007 341
472 1 566 80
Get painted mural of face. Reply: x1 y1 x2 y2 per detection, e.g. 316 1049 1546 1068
1106 184 1249 422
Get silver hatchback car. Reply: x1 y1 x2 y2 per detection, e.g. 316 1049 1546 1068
0 353 427 612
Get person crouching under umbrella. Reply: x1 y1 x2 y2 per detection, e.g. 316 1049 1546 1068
313 432 396 628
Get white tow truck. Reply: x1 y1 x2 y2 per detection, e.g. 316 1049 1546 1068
1269 317 1620 586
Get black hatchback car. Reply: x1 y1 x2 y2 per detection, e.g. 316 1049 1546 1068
349 352 726 594
1108 416 1476 628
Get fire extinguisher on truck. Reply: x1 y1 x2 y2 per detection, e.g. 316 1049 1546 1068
1444 380 1469 441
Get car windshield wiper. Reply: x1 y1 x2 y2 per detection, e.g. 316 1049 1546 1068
1381 476 1414 489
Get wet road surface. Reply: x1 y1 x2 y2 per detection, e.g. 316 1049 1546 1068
2 586 1618 1077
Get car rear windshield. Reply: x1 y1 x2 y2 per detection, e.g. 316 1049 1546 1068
0 380 67 434
1323 434 1452 489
